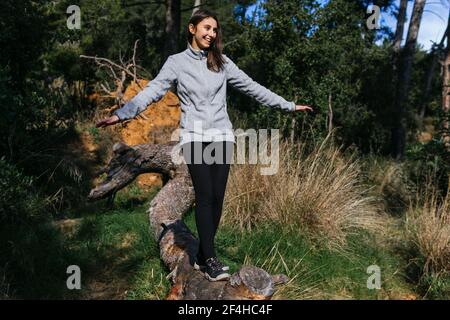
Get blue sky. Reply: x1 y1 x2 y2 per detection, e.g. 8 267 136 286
245 0 449 52
382 0 449 51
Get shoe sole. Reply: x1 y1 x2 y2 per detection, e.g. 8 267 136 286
204 271 231 282
194 262 229 272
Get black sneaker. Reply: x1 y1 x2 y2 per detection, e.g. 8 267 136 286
194 257 229 272
203 257 230 281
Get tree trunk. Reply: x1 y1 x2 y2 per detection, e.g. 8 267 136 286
88 142 289 300
163 0 181 59
442 23 450 150
418 20 448 131
391 0 426 160
393 0 408 56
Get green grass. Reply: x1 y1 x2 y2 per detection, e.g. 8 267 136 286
0 182 436 300
71 202 171 300
87 126 101 144
183 209 415 300
0 183 171 300
60 183 171 300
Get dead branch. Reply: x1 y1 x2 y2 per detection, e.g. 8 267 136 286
88 141 289 300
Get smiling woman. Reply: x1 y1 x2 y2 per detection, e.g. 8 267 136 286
187 9 226 73
95 8 312 283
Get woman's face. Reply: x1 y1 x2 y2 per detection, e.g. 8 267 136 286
189 17 218 50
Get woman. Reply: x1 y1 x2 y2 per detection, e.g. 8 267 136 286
96 9 313 281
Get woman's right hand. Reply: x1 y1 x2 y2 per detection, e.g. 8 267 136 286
96 115 120 128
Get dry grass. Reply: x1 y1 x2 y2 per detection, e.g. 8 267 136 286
242 241 322 300
362 156 416 216
405 181 450 277
223 135 384 249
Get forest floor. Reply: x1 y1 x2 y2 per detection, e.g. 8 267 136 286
52 191 419 300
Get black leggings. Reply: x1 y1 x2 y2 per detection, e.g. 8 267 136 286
181 140 234 261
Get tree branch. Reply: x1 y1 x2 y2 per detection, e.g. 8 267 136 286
122 1 165 8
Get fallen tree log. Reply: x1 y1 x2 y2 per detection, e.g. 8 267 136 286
88 142 289 300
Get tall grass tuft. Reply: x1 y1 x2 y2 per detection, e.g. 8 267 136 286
405 180 450 279
223 136 384 249
242 240 322 300
361 156 416 216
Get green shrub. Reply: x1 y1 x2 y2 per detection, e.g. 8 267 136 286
406 139 450 196
0 157 49 224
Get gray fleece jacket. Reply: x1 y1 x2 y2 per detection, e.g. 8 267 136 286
114 42 296 145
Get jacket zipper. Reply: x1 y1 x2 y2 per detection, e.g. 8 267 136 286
201 56 212 129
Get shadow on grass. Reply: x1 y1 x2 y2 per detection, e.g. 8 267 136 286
1 195 170 300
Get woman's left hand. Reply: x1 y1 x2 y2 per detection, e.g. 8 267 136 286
294 104 314 112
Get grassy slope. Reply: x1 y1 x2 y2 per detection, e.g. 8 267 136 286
39 186 416 300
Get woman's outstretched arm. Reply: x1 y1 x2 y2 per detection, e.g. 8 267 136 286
114 56 178 120
224 55 297 112
96 56 177 127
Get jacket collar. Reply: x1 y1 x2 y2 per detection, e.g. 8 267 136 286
185 42 208 60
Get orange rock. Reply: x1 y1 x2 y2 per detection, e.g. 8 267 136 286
417 131 432 143
120 79 181 188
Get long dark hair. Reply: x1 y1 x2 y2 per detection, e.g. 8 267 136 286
186 9 226 72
